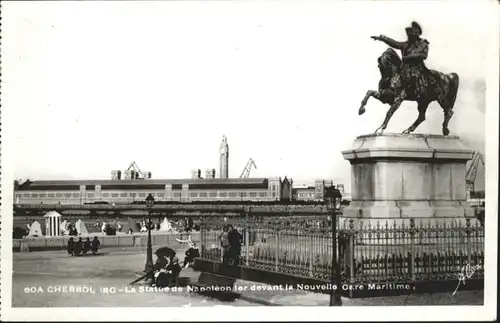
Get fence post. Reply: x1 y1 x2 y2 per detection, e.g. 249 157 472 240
245 224 250 267
409 219 416 281
275 225 279 271
466 219 472 265
348 219 355 284
309 234 313 277
200 223 204 256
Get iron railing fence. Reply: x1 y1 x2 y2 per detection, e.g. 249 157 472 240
200 215 484 284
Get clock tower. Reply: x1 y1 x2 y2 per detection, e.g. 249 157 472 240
219 135 229 179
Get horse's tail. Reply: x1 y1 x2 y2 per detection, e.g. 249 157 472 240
446 72 460 110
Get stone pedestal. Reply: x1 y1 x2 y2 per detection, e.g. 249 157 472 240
340 133 477 228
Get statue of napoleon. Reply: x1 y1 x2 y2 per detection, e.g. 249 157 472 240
359 21 459 136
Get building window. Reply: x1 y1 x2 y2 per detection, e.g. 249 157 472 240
72 193 79 198
129 193 136 198
199 192 207 197
138 193 146 198
229 192 237 198
259 192 267 197
209 192 217 197
240 192 247 197
30 193 38 198
23 193 30 198
48 193 55 198
64 193 71 198
220 192 227 198
173 192 181 198
39 193 47 198
250 192 257 197
120 193 127 197
111 193 119 198
272 192 276 198
189 192 198 198
56 193 63 198
87 193 94 198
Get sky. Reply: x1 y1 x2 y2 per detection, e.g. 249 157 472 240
2 0 496 192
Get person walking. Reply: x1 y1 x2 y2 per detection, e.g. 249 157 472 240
67 237 75 256
74 237 83 256
228 225 243 266
220 226 231 264
91 236 101 255
83 238 91 255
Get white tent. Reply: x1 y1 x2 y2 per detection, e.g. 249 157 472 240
159 217 172 231
75 219 89 236
27 221 44 237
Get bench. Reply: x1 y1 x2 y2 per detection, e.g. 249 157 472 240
188 272 241 302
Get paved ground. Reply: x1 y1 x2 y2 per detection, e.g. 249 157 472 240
12 247 256 307
233 279 484 306
12 247 483 307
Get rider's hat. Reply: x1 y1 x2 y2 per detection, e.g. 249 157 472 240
406 21 422 36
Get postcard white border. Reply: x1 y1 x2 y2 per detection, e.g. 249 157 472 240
1 0 498 321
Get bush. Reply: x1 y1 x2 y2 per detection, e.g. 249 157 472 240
105 225 117 236
13 227 28 239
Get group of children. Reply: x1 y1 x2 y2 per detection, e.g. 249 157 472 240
67 236 101 256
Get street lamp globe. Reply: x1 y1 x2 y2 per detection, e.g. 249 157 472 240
324 186 342 212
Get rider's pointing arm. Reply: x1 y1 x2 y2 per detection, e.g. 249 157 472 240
372 35 405 50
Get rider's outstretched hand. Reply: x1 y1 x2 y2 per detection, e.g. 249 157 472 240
371 35 382 41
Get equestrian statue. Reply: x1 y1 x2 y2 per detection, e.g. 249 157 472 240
359 21 459 136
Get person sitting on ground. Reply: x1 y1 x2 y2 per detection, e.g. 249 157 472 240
74 237 83 256
155 254 169 272
91 236 100 255
67 237 75 256
183 243 200 268
151 254 169 285
158 256 181 287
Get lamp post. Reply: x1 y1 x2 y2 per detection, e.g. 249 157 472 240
145 193 155 280
324 186 342 306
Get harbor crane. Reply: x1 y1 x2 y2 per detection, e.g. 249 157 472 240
111 161 151 180
240 158 257 178
465 151 484 197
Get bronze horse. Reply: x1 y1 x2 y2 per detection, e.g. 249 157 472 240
359 48 459 136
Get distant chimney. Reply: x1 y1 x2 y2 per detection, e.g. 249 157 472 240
117 170 121 180
205 168 216 179
191 169 202 179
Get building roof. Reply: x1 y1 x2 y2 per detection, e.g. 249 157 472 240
16 178 270 191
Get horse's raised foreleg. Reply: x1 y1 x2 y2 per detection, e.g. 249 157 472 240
359 90 381 115
373 90 405 135
402 101 430 134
